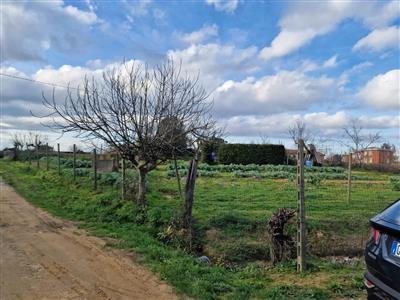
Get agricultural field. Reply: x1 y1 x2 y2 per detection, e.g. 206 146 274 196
1 159 399 299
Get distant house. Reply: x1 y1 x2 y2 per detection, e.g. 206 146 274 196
343 147 395 165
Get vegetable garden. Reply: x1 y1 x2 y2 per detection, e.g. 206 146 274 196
1 156 399 299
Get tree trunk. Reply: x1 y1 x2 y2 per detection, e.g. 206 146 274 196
182 155 198 231
137 168 147 206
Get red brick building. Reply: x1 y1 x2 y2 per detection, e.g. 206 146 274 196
343 147 395 165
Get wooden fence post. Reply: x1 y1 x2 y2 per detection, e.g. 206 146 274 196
297 139 306 272
73 144 76 182
93 148 97 191
347 152 352 204
36 144 39 168
121 158 126 200
46 143 49 171
57 143 61 175
27 143 31 166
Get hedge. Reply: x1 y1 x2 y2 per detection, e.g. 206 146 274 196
217 144 285 165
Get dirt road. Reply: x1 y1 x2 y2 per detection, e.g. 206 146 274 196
0 179 179 300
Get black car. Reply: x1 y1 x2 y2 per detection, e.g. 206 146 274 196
365 199 400 300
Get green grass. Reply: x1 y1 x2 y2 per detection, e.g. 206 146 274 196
2 160 397 299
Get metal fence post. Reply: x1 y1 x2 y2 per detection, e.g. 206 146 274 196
93 148 97 191
347 152 352 204
57 143 61 175
46 143 49 171
297 139 306 272
73 144 76 182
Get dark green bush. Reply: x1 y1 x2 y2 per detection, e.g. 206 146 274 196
201 138 226 164
217 144 285 165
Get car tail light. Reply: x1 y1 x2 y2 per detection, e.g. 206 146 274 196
371 227 380 245
364 278 375 289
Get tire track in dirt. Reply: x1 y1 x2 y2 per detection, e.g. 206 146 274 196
0 179 180 300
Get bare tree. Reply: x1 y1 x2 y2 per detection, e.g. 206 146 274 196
38 60 218 206
342 119 381 164
24 132 48 152
287 120 313 145
9 132 26 160
9 132 26 150
258 133 270 144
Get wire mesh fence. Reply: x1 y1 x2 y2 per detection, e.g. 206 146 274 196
9 142 400 264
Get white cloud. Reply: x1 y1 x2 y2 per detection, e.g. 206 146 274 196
181 24 219 44
353 26 400 52
2 63 399 147
358 115 400 129
323 55 338 68
205 0 239 13
124 0 152 18
260 29 318 61
221 111 399 138
338 61 373 87
0 1 99 62
358 69 400 110
212 71 336 117
297 55 339 73
259 1 400 61
167 43 258 90
1 60 149 134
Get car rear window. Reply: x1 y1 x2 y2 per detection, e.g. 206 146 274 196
380 200 400 225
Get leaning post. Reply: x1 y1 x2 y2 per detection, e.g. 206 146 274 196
297 138 306 272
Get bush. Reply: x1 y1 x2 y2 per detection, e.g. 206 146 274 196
307 174 322 185
201 138 226 164
217 144 285 165
389 176 400 191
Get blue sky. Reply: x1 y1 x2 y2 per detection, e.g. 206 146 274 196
1 0 399 153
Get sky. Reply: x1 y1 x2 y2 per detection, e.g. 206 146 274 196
1 0 399 153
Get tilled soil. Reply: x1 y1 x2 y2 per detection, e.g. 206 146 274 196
0 179 178 300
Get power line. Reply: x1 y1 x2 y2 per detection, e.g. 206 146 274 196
0 72 79 90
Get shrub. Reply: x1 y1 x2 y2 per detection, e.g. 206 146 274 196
217 144 285 165
201 138 226 164
389 176 400 191
307 174 322 185
98 172 120 185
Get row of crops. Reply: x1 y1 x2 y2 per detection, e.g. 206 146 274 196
168 163 346 173
43 157 398 186
41 157 92 168
165 163 400 183
165 168 377 182
38 156 400 190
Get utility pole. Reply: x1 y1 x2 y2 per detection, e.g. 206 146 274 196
297 139 306 272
